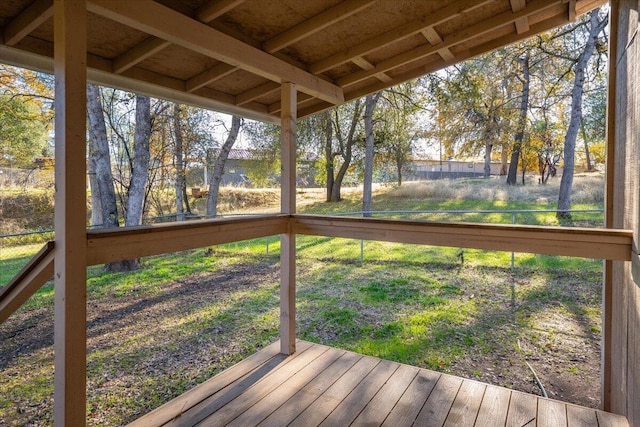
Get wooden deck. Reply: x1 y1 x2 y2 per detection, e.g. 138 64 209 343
129 340 629 427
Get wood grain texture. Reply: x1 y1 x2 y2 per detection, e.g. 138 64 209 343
381 370 440 427
129 341 628 427
414 374 463 427
474 385 511 427
506 391 537 427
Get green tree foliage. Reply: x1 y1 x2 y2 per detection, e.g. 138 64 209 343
0 65 53 168
0 95 49 168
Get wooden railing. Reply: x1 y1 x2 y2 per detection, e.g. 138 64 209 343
0 214 634 324
0 241 55 323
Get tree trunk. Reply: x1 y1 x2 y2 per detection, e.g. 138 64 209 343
557 10 607 219
88 149 102 227
580 117 593 171
330 100 362 202
87 83 124 272
173 104 185 221
113 94 152 272
126 94 151 227
483 141 493 178
396 154 403 186
207 116 241 217
507 55 530 185
323 113 335 202
500 147 508 176
87 84 118 229
362 93 381 217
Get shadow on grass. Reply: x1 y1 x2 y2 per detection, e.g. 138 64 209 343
296 258 601 378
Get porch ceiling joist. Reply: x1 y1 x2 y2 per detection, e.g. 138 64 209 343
336 0 559 88
2 0 52 46
86 0 344 106
308 0 492 75
112 0 247 75
262 0 376 54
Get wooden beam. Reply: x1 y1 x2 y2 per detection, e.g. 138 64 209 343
195 0 246 22
0 40 279 124
308 0 490 74
351 57 393 83
53 1 87 425
87 0 344 105
86 216 288 265
262 0 375 53
336 0 558 87
112 37 171 74
280 83 297 355
111 0 243 76
3 0 53 46
568 0 577 22
236 81 280 106
186 63 237 93
0 242 54 324
510 0 530 33
602 0 618 412
298 10 569 119
420 28 455 62
268 93 313 115
290 215 634 261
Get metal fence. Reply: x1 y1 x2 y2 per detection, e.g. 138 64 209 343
0 209 604 288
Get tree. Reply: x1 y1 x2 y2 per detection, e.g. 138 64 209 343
126 94 151 227
362 92 382 216
326 99 363 202
556 9 607 219
173 104 187 221
0 65 53 169
87 83 119 230
207 116 242 216
0 95 49 168
506 54 530 185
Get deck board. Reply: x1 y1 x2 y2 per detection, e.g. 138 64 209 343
130 340 629 427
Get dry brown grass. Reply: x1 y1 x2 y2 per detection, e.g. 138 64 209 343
387 173 604 204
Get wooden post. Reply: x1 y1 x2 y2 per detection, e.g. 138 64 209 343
602 0 618 412
53 1 87 425
280 82 296 355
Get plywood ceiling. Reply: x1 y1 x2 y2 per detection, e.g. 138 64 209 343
0 0 606 123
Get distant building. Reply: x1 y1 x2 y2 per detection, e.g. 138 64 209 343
408 158 503 180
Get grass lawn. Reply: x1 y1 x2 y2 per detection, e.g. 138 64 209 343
0 175 606 425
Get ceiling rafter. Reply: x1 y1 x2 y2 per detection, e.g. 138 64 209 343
336 0 558 88
297 9 570 119
236 81 280 106
186 63 237 93
262 0 375 53
86 0 344 105
308 0 491 75
111 0 247 75
421 27 455 61
351 56 392 82
113 37 171 74
196 0 247 23
510 0 530 33
233 0 375 107
568 0 577 22
3 0 52 46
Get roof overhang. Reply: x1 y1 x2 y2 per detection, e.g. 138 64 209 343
0 0 607 123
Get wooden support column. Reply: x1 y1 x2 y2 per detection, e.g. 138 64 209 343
53 1 87 425
280 82 296 355
602 0 619 412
